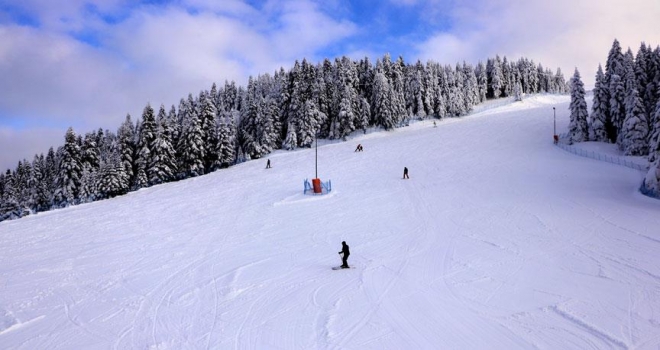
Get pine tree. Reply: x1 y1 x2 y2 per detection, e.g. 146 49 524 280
372 69 396 130
282 122 298 150
620 88 649 155
647 86 660 163
487 56 503 98
0 169 22 221
79 132 100 202
513 78 523 102
643 92 660 196
446 65 465 117
568 69 589 144
135 104 157 189
215 112 238 168
55 127 83 206
149 104 177 184
635 43 649 117
178 106 205 177
476 61 488 102
200 92 219 170
589 65 610 142
43 147 58 207
117 114 136 186
462 62 479 111
609 74 625 143
97 140 129 198
603 39 625 134
31 154 51 212
644 46 660 122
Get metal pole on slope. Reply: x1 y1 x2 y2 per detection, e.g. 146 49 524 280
315 127 318 179
553 107 556 136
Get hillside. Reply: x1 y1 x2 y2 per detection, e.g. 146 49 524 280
1 95 660 349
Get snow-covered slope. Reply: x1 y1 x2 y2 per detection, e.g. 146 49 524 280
2 95 659 349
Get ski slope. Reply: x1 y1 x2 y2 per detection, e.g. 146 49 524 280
2 95 660 349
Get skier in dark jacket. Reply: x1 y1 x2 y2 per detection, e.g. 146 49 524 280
338 241 350 268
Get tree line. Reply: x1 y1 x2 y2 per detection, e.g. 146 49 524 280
566 39 660 198
0 53 567 221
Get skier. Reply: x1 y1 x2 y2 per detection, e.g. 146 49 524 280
355 144 363 152
338 241 350 268
266 159 271 168
403 167 409 179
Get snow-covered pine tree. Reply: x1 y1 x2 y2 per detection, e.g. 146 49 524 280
621 88 649 155
500 57 512 97
239 76 262 158
589 65 610 142
282 122 298 150
554 68 567 93
643 91 660 194
390 55 407 125
644 46 660 122
31 153 51 212
0 169 22 221
79 132 100 202
568 68 589 144
635 43 650 117
609 74 625 143
646 86 660 163
618 49 649 155
148 104 177 184
178 104 205 177
43 147 58 207
314 60 332 134
13 160 32 215
404 62 424 119
54 127 83 206
199 92 219 170
424 61 439 115
487 56 503 98
446 64 465 117
255 93 277 155
210 82 220 113
134 104 157 189
215 112 238 168
603 39 625 129
97 140 129 198
513 78 523 102
476 61 488 102
371 68 397 130
434 63 448 119
528 59 540 94
117 114 136 187
462 62 479 113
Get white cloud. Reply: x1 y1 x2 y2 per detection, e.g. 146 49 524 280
414 0 660 87
271 0 357 62
0 0 357 170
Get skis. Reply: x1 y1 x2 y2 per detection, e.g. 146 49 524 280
332 252 351 270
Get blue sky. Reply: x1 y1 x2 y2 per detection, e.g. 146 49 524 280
1 0 659 171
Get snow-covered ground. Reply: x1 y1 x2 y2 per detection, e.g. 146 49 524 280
2 95 660 349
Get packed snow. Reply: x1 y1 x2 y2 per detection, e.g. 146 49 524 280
1 95 659 349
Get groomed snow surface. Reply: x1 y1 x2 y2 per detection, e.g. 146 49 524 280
2 95 660 349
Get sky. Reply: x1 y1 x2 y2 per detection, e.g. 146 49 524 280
1 0 659 171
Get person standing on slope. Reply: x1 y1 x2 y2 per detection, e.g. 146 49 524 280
403 167 409 179
266 159 271 169
338 241 350 268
